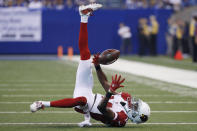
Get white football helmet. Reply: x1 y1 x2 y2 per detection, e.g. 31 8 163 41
121 97 150 124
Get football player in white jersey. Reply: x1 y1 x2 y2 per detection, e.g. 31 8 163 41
30 3 150 127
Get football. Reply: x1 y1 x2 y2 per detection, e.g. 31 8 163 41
99 49 120 65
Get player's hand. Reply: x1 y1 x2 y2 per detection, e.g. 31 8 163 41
92 53 100 66
109 74 125 94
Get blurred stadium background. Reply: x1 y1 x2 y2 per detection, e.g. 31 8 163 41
0 0 197 131
0 0 197 60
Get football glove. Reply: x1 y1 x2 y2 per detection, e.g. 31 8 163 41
109 74 125 94
92 53 100 66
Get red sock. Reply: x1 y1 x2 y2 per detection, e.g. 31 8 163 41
78 23 91 60
50 97 87 108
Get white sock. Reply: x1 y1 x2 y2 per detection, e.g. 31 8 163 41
41 101 50 107
84 112 91 121
81 15 89 23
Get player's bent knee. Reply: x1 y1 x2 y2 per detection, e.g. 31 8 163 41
76 96 87 106
80 50 91 60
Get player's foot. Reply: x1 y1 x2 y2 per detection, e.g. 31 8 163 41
30 101 44 113
78 120 92 127
79 3 102 16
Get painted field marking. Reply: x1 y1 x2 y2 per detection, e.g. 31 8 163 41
0 88 154 91
0 111 75 114
152 111 197 113
148 101 197 104
0 83 74 87
0 111 197 114
0 122 197 125
0 80 73 83
1 95 73 97
0 89 74 91
1 94 180 97
1 101 196 104
0 102 31 104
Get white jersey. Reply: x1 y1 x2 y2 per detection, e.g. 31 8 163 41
75 92 131 127
73 60 130 127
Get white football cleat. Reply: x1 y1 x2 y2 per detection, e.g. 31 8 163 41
79 3 102 16
30 101 44 113
78 120 92 127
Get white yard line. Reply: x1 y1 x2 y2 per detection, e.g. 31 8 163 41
0 80 72 83
0 101 196 104
0 122 197 125
152 111 197 113
0 83 101 89
0 83 71 87
0 111 197 114
147 101 197 104
65 56 197 89
1 94 179 97
144 123 197 125
1 95 73 97
0 111 75 114
0 87 152 91
0 102 32 104
0 89 74 91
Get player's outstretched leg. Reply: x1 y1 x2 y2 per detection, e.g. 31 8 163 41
73 4 102 127
74 3 102 100
78 22 90 60
78 3 102 60
30 97 87 112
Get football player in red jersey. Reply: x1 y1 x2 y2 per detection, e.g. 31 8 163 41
30 3 150 127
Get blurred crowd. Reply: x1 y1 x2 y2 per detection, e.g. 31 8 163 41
135 14 197 62
118 13 197 62
0 0 197 10
0 0 76 9
137 16 159 56
125 0 197 11
118 15 159 56
166 14 197 62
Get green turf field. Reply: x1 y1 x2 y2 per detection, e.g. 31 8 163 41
0 59 197 131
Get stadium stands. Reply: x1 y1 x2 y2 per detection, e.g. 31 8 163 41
0 0 197 10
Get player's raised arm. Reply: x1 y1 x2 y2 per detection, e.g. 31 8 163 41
97 74 125 122
92 53 111 93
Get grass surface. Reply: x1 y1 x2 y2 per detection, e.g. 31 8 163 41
121 55 197 71
0 59 197 131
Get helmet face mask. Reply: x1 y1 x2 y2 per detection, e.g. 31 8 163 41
121 97 150 124
131 97 140 114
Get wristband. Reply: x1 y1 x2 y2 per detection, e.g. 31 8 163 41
95 65 101 71
106 92 112 98
81 15 89 23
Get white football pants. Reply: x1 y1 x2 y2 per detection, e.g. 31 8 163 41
73 59 95 111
